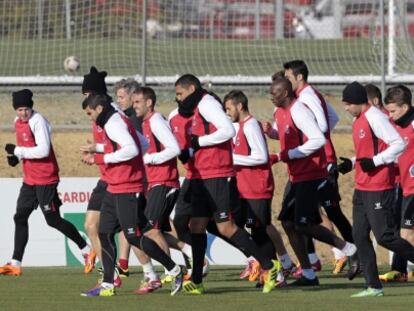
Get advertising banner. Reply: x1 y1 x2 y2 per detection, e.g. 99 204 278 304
0 178 246 267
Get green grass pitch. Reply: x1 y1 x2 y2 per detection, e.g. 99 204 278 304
0 266 411 311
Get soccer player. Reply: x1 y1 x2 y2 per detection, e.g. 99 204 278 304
283 60 356 276
224 90 294 283
365 84 386 112
114 78 143 132
269 77 357 286
113 78 159 286
339 81 414 297
381 85 414 282
174 74 280 294
80 94 183 297
80 66 110 274
0 89 92 276
131 86 181 285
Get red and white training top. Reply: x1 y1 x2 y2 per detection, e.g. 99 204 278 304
394 120 414 196
95 112 145 194
273 99 327 182
13 111 59 186
188 94 235 179
169 108 193 179
296 84 338 164
142 111 180 189
92 122 109 183
233 115 274 199
352 105 404 191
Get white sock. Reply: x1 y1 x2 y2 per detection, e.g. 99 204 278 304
302 268 316 280
142 262 157 280
142 262 155 274
279 254 293 269
332 247 345 260
341 242 357 257
101 282 114 289
276 271 284 282
246 256 255 263
308 253 319 264
81 244 91 255
11 259 21 267
168 264 181 276
181 243 193 259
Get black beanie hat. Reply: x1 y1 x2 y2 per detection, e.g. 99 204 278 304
12 89 34 109
342 81 368 105
82 66 107 94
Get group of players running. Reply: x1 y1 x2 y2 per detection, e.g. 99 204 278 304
2 60 414 298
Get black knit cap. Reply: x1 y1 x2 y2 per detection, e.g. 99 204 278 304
342 81 368 105
12 89 34 109
82 66 107 94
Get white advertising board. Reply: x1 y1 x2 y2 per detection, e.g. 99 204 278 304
0 178 246 267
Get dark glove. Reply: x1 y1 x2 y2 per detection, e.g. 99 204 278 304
191 136 201 153
358 157 376 172
279 149 289 162
178 149 190 165
338 157 353 175
5 143 16 155
7 155 19 167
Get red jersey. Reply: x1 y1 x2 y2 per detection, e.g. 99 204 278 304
233 116 274 199
15 115 59 185
142 112 179 189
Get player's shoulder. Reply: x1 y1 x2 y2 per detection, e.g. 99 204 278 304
168 108 179 121
366 105 389 121
30 111 49 126
199 93 221 107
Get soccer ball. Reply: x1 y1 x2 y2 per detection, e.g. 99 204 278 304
63 56 80 73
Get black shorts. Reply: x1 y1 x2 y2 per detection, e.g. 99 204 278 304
17 182 62 215
401 195 414 229
319 164 341 210
144 185 179 232
99 192 147 238
190 176 240 223
278 179 323 225
174 178 192 216
241 198 272 228
87 180 108 212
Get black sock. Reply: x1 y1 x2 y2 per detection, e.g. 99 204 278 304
12 209 32 261
306 236 315 254
173 215 192 245
139 236 176 271
45 213 87 249
99 232 117 284
325 203 354 243
299 224 344 249
252 228 276 260
229 228 272 270
206 222 251 257
191 233 207 284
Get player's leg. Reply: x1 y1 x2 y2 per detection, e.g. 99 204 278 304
38 184 90 256
144 186 179 256
381 184 407 281
370 192 414 274
0 183 36 276
294 180 356 256
82 192 118 297
278 180 316 284
208 177 279 293
244 199 276 281
117 192 183 296
117 232 131 277
350 190 383 297
84 180 107 273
